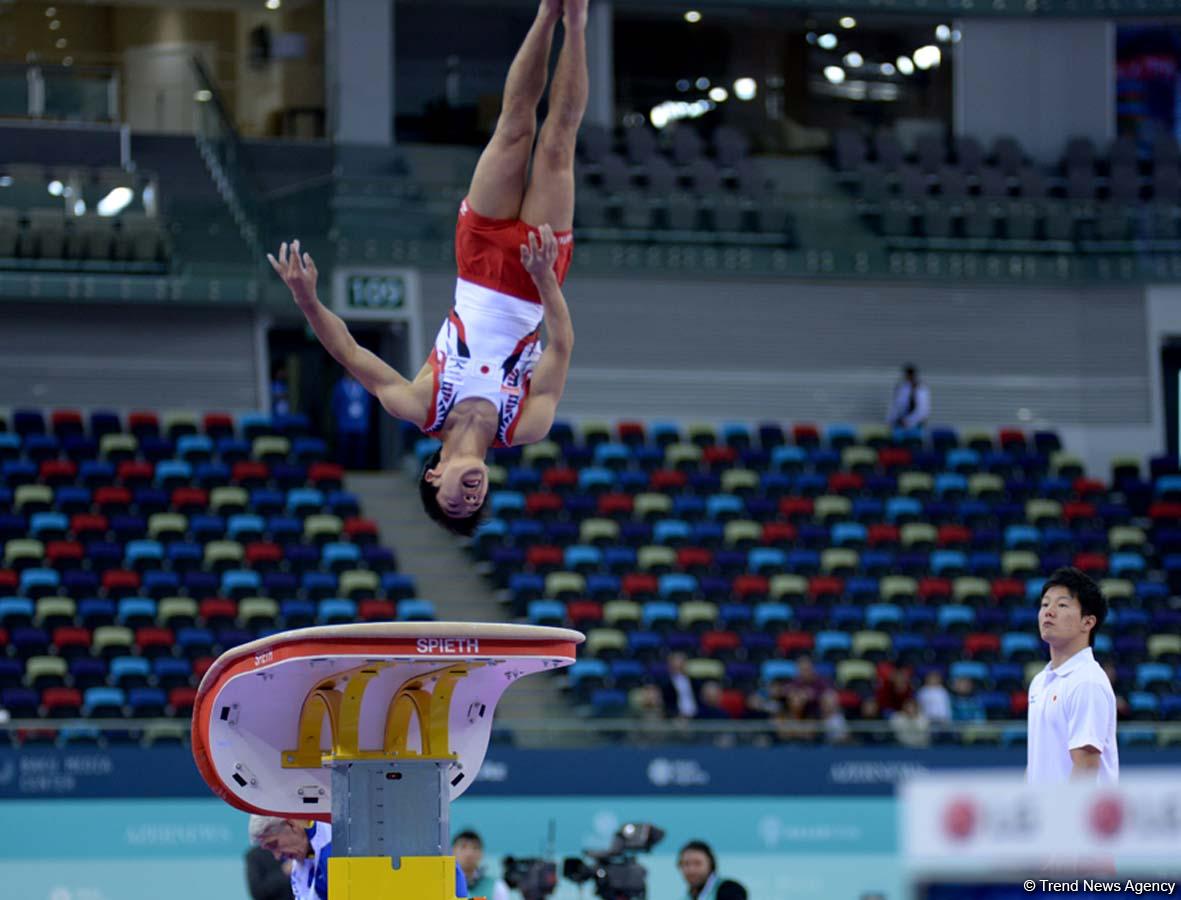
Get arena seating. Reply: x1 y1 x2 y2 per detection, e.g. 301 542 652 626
0 408 427 740
456 421 1181 745
0 164 169 272
832 128 1181 249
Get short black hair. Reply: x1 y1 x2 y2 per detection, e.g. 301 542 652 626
418 449 487 537
453 829 482 847
678 840 717 873
903 363 918 378
1040 566 1108 646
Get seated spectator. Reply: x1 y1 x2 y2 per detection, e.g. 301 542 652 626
875 666 915 717
696 681 729 720
890 698 931 748
950 676 986 722
631 683 667 744
661 652 699 720
916 670 952 724
820 689 852 745
787 656 829 719
858 697 889 746
1102 660 1131 720
887 363 931 430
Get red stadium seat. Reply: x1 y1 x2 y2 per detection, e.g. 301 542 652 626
617 421 646 445
42 687 83 717
192 657 215 681
868 524 900 547
837 688 862 711
526 546 564 571
621 573 658 600
828 472 863 495
1010 691 1029 716
116 461 154 487
1150 502 1181 523
0 570 17 593
777 631 815 657
127 411 160 436
169 686 198 717
94 486 133 514
1063 501 1097 524
102 570 140 598
937 525 972 548
595 493 632 517
343 517 379 543
1073 477 1105 497
676 547 714 572
308 462 345 488
244 542 283 569
135 627 175 658
199 598 237 629
50 409 84 437
700 630 741 658
964 633 1001 660
702 446 736 468
998 428 1026 451
45 540 84 570
39 460 77 486
808 576 843 601
70 514 109 542
649 470 687 492
918 577 952 603
566 600 602 629
232 461 270 487
52 627 92 658
1073 552 1108 577
542 467 579 491
792 424 820 447
761 522 796 545
520 492 560 517
877 447 912 470
202 412 235 438
171 487 208 514
778 497 814 521
358 599 396 622
719 688 748 719
733 574 770 601
991 577 1025 605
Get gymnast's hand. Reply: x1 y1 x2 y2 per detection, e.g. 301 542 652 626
520 224 559 282
267 239 319 308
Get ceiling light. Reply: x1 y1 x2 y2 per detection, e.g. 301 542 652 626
806 32 817 44
0 176 12 188
49 19 60 30
676 79 690 92
55 38 66 49
935 24 951 41
880 63 896 76
96 186 134 218
896 56 916 75
818 33 837 50
913 45 941 69
684 10 702 23
73 199 86 216
951 29 962 43
650 105 670 129
47 180 63 197
733 78 758 101
265 0 281 9
194 89 213 102
823 66 846 84
839 16 857 28
709 86 728 102
62 56 73 66
45 6 56 16
695 77 710 90
843 52 863 67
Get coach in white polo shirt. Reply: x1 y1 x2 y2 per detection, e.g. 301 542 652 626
1027 567 1119 784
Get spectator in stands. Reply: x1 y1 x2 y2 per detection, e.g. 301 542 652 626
677 840 749 900
245 845 294 900
331 374 372 470
950 676 986 723
820 689 852 745
887 363 930 430
1102 660 1131 720
453 829 510 900
858 697 889 745
696 681 730 720
632 683 668 743
890 698 931 748
786 656 829 719
875 666 915 717
916 670 953 724
661 653 699 720
270 364 291 417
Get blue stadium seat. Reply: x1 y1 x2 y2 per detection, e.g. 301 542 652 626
831 522 867 547
1135 663 1174 692
938 604 976 632
110 656 151 688
124 540 164 570
221 570 262 599
322 542 361 571
641 601 678 630
935 473 968 497
0 597 34 627
568 660 609 692
128 687 167 717
152 657 192 689
815 630 852 660
317 598 358 625
381 573 417 600
886 497 922 523
754 603 792 631
626 631 663 658
747 548 786 574
490 492 525 518
398 599 436 621
1001 632 1040 661
586 573 621 599
116 597 156 628
866 603 903 631
227 515 265 543
155 460 193 488
658 573 698 602
578 468 616 493
930 551 966 577
589 688 628 716
177 435 214 463
706 495 744 520
29 513 68 541
949 661 988 685
20 568 60 599
287 488 324 516
761 660 799 683
527 600 566 626
82 686 126 718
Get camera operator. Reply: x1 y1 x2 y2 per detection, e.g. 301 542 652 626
454 830 510 900
677 840 747 900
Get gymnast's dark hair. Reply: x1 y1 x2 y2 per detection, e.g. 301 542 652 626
418 448 487 538
1040 566 1108 647
678 840 717 873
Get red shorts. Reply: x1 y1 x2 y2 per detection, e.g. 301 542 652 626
454 198 574 303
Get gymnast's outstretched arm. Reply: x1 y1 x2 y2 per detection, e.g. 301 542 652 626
511 225 573 445
267 240 427 423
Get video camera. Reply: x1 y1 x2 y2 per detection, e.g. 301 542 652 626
562 822 665 900
503 856 558 900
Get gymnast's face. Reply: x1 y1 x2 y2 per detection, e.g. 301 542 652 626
426 454 489 517
259 820 309 863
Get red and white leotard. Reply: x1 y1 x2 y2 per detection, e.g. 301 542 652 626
421 198 574 448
